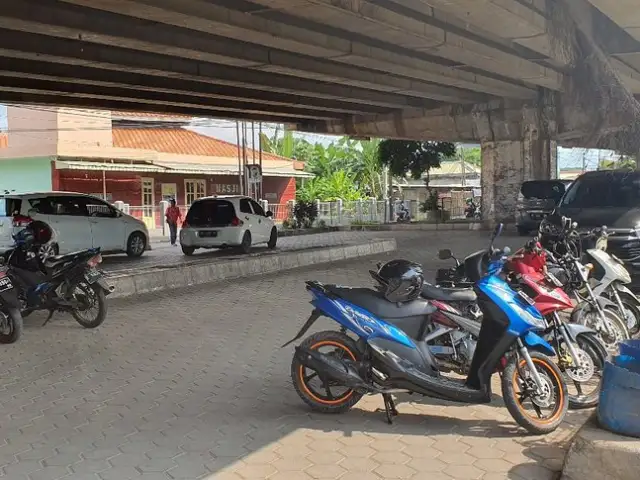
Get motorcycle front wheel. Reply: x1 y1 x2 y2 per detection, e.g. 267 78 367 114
574 306 628 352
0 307 23 344
70 283 107 329
563 333 606 409
501 351 568 435
616 291 640 337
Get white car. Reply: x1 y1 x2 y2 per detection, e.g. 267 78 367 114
179 195 277 255
0 192 149 258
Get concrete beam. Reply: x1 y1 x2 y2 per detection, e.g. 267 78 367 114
0 30 438 111
175 0 564 89
298 100 543 142
0 58 394 116
0 91 320 125
396 0 563 64
587 0 640 42
2 1 531 100
0 77 346 120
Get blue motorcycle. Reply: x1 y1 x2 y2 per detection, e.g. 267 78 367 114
284 224 569 434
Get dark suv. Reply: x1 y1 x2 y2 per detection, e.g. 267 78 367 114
516 180 572 235
553 170 640 283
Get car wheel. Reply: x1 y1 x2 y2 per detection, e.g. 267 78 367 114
181 245 195 256
267 228 278 249
126 232 146 257
39 242 58 261
240 231 252 254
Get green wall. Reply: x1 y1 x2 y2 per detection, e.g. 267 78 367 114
0 157 53 193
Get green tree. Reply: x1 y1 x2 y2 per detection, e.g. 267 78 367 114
377 140 456 185
598 155 636 170
461 146 481 166
259 128 313 162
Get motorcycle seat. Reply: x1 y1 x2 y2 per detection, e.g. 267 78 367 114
421 283 477 302
44 249 98 269
325 285 435 319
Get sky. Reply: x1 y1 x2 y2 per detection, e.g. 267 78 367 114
0 106 617 170
190 119 616 171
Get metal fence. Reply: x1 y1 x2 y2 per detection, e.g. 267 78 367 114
114 196 481 237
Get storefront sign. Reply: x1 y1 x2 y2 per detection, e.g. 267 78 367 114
213 183 240 194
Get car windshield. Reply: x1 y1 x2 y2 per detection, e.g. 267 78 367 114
560 173 640 208
186 199 235 226
520 181 568 201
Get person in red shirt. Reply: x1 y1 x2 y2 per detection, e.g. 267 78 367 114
165 199 182 246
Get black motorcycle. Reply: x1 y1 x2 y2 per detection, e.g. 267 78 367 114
5 223 113 328
0 263 24 343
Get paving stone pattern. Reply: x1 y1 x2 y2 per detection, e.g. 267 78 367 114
0 231 588 479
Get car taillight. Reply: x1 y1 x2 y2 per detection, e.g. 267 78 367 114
230 217 243 227
12 215 32 227
87 254 103 267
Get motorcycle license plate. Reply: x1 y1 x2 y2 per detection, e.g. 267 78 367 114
0 276 13 293
517 290 535 306
84 268 102 284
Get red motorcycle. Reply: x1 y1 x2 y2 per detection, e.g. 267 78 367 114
506 241 606 408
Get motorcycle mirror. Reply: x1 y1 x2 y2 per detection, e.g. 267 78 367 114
438 249 453 260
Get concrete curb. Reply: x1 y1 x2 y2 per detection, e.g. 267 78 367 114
108 238 397 298
561 415 640 480
149 222 484 242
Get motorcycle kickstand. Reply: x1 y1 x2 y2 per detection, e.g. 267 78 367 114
379 394 399 424
42 309 55 326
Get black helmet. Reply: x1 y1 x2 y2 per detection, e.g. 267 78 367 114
14 220 53 248
370 259 424 303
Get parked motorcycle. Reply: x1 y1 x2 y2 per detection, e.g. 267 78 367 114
396 202 411 223
285 225 569 434
464 198 481 219
539 221 630 350
423 242 605 409
4 221 113 328
0 263 24 344
580 227 640 335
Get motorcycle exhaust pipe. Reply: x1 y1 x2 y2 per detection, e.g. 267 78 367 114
294 346 371 390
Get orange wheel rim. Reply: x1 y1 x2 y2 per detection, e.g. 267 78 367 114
512 357 565 424
298 340 356 405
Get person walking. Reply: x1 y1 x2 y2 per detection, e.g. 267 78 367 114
165 199 182 246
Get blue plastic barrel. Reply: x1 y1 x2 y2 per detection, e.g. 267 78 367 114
619 339 640 359
597 346 640 438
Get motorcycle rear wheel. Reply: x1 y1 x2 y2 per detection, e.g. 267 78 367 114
291 330 364 414
502 351 568 435
0 307 23 344
71 283 107 329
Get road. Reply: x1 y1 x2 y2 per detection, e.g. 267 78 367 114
0 231 588 480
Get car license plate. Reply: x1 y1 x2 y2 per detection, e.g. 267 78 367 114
199 231 218 238
0 276 13 293
85 268 102 284
517 290 535 306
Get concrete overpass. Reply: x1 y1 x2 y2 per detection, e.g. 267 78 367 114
1 0 640 220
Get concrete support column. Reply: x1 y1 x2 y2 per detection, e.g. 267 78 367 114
481 128 557 225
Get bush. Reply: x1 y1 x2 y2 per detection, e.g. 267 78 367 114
293 201 319 229
420 190 440 213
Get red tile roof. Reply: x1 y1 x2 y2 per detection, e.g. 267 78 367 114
112 111 193 120
112 127 291 163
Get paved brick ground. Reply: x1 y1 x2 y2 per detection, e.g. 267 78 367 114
0 231 588 480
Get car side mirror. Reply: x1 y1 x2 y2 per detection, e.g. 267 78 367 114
266 211 273 218
438 249 453 260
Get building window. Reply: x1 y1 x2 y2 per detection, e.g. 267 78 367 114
185 179 206 205
141 178 154 216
